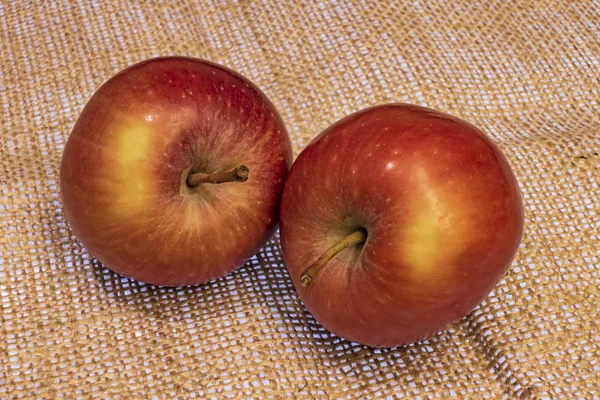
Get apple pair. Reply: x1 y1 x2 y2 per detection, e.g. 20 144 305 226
60 57 523 347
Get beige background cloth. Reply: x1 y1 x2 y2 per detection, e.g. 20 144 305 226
1 1 598 398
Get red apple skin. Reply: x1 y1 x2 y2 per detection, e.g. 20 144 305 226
60 57 292 286
280 104 524 347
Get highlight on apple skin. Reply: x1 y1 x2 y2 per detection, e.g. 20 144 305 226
280 104 524 348
60 57 293 286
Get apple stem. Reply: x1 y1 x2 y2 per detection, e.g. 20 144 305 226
187 165 249 186
300 229 367 287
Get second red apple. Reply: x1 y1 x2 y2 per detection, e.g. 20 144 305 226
280 104 524 347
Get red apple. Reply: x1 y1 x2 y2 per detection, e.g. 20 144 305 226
60 57 292 286
280 104 523 347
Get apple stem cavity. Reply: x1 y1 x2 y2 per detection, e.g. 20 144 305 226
300 229 367 287
187 165 249 186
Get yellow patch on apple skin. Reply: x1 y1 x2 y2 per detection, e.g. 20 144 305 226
115 124 151 166
406 214 445 274
403 167 471 280
101 118 155 221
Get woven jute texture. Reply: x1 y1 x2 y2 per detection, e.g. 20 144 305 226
1 1 599 398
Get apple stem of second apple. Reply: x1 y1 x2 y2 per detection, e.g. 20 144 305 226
187 165 249 186
300 229 367 287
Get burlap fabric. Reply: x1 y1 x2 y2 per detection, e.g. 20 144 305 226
1 1 598 398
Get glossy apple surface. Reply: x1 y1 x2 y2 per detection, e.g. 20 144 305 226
280 104 523 347
61 57 292 286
